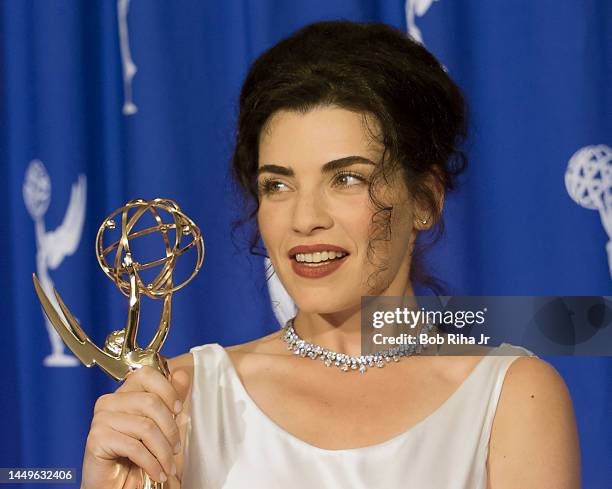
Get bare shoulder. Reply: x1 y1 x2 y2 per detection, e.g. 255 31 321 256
167 352 196 405
168 351 194 374
487 356 581 489
166 350 197 405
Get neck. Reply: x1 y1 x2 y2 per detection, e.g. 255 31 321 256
291 281 416 358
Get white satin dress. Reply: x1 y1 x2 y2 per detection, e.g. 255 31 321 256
181 342 536 489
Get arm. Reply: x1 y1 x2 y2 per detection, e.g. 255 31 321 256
487 357 581 489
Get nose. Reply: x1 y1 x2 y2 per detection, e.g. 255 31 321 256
291 188 333 235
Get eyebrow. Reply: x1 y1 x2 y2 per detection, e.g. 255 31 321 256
257 156 376 177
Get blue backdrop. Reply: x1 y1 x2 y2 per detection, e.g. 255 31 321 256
1 1 610 487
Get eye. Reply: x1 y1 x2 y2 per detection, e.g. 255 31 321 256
333 171 367 188
258 178 289 195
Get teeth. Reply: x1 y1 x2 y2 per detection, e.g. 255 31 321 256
295 251 347 263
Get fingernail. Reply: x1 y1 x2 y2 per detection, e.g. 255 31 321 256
171 462 177 476
174 441 181 454
174 400 183 414
160 472 167 483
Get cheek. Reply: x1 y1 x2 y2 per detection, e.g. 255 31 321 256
353 213 375 248
333 196 373 238
257 202 289 261
332 204 378 272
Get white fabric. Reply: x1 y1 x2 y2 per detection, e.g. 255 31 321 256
182 342 536 489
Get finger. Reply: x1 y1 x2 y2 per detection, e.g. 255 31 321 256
123 465 144 489
123 466 181 489
94 392 180 453
159 468 181 489
95 426 167 484
96 412 177 479
118 366 183 415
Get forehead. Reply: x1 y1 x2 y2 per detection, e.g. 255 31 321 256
258 106 383 164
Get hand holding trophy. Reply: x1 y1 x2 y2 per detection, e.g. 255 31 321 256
33 198 204 489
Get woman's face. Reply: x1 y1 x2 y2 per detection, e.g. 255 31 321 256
256 105 421 315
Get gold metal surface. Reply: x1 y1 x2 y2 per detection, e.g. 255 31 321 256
32 198 204 488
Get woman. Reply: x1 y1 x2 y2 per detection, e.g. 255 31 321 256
81 21 581 489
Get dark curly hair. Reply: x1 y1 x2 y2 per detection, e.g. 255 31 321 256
230 20 468 296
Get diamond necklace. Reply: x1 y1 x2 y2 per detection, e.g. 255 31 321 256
281 317 437 374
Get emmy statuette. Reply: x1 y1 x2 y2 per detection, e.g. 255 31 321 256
33 198 205 489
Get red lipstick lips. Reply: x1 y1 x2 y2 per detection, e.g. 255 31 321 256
288 244 349 279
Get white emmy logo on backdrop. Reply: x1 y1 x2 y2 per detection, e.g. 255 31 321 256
118 0 138 115
565 144 612 278
265 257 297 328
23 160 87 366
405 0 439 44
